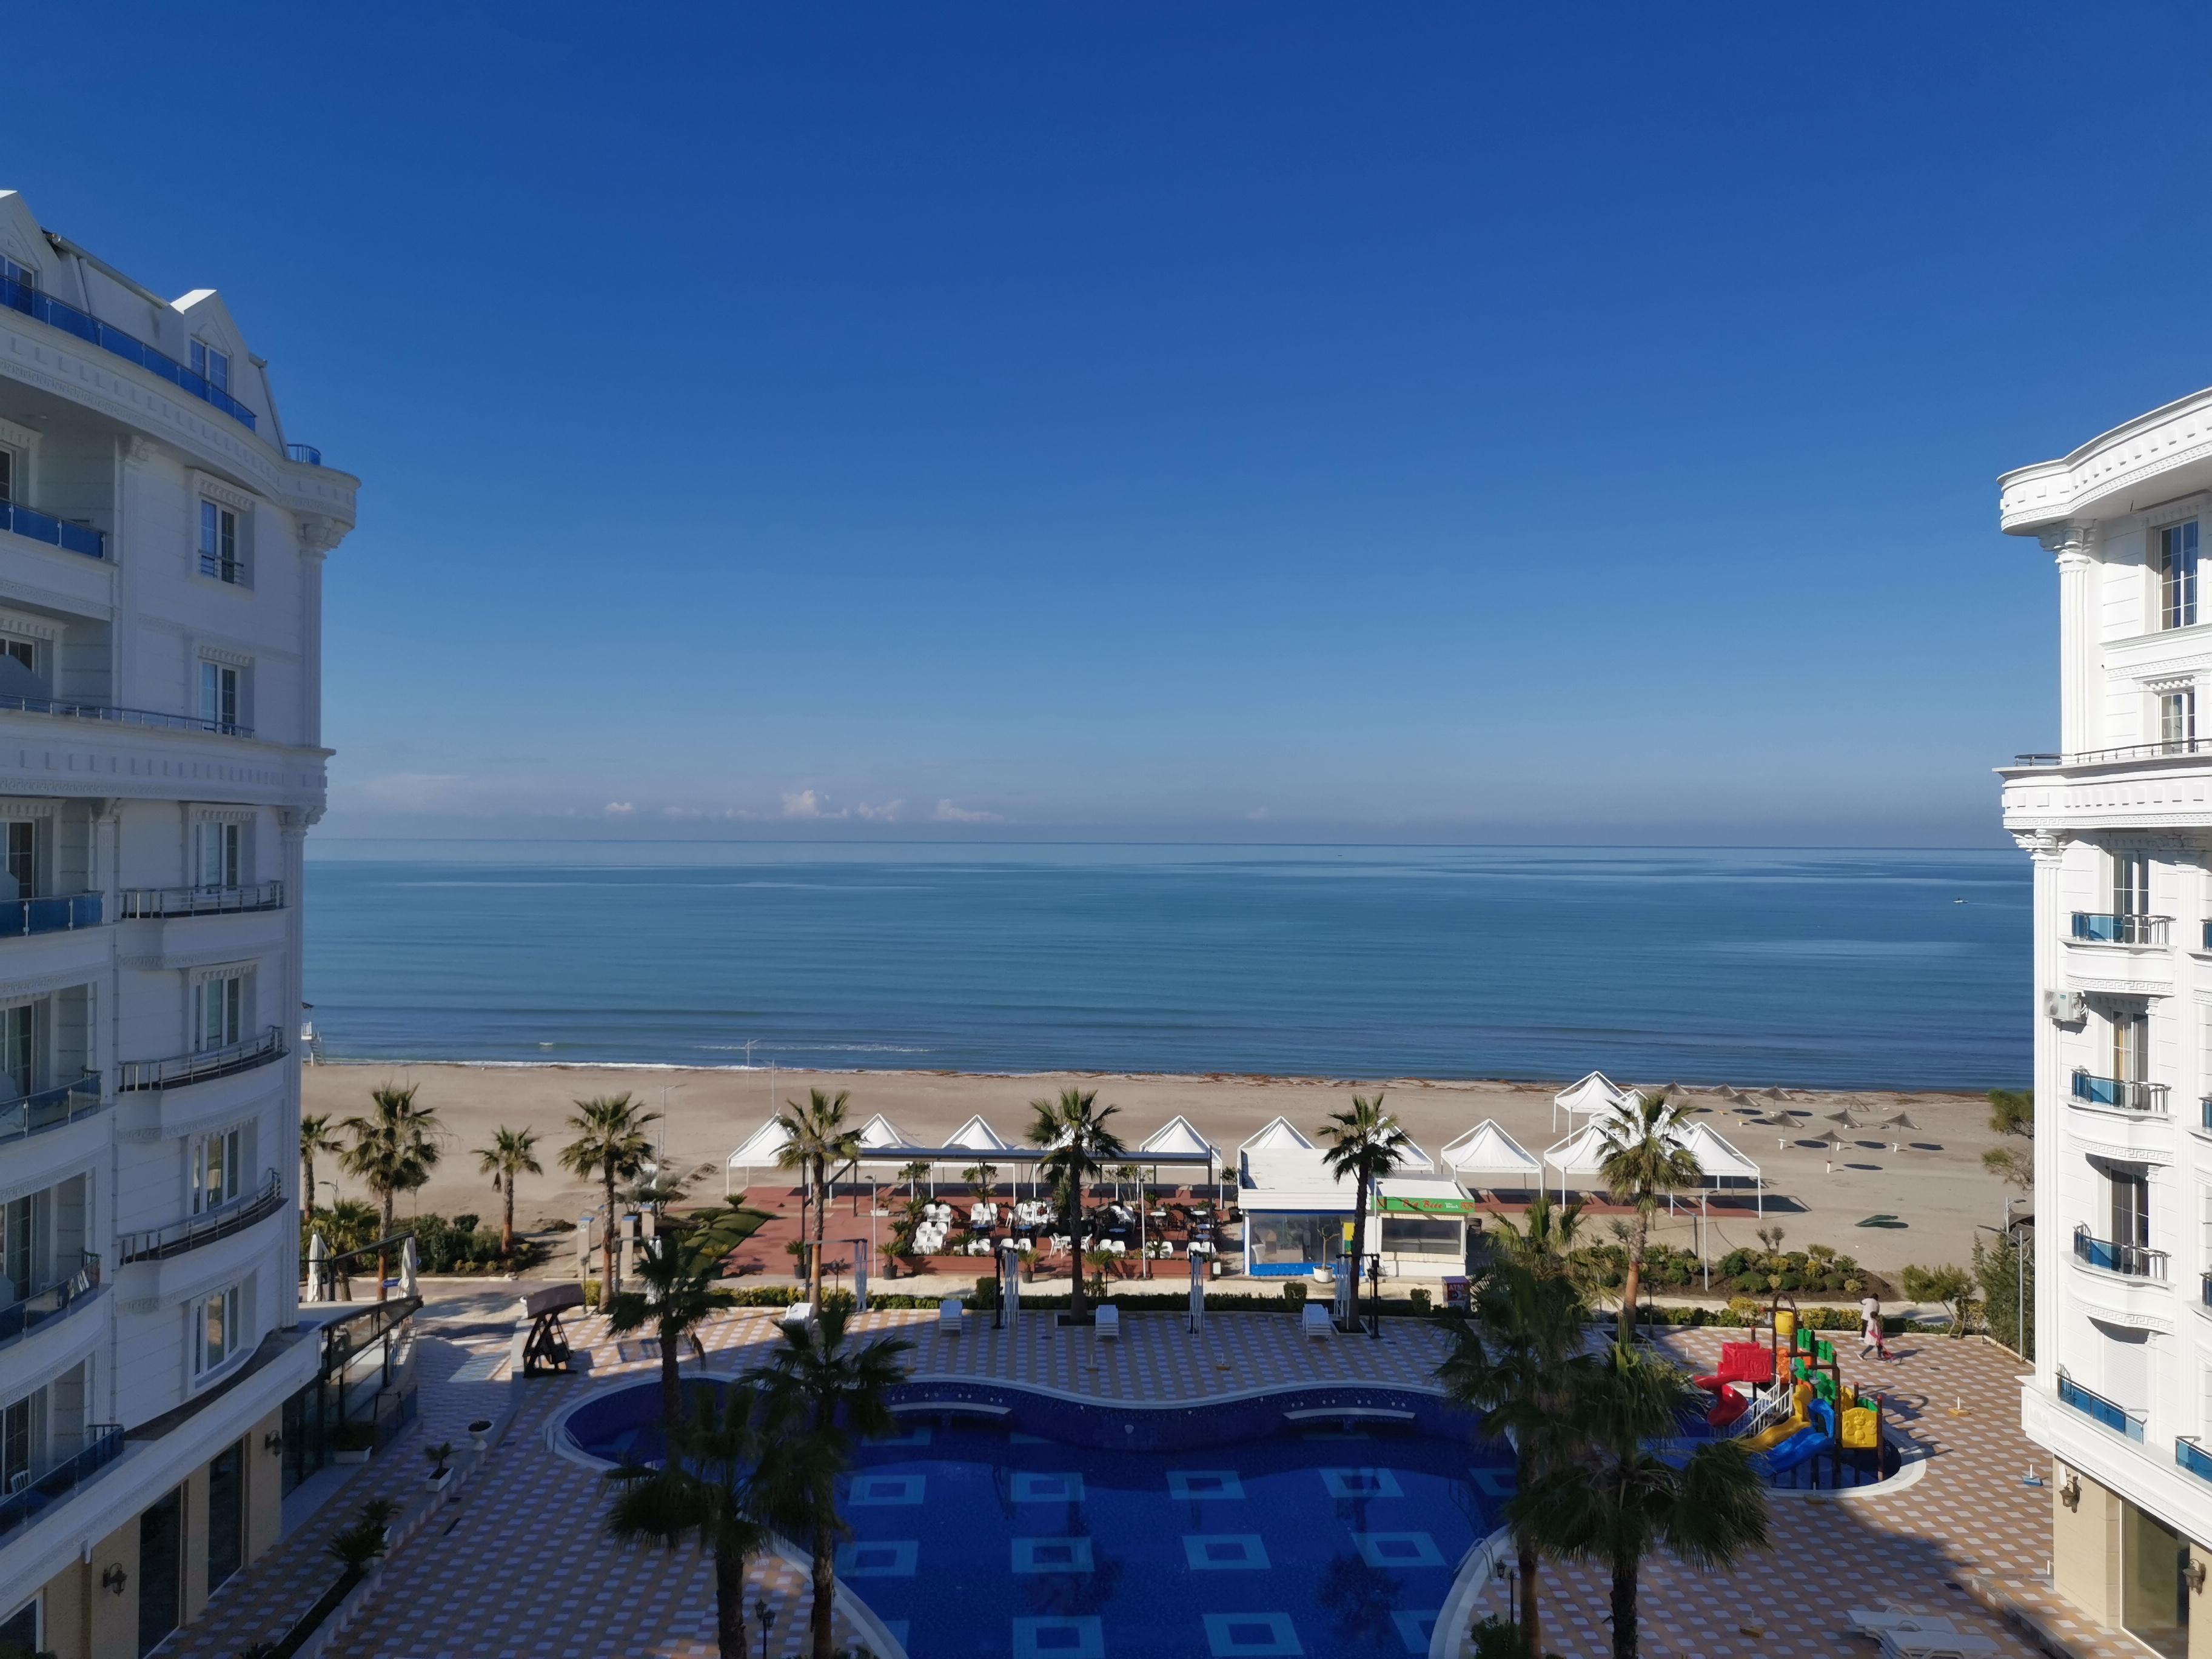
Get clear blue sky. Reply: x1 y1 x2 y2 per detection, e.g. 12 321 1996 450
11 4 2209 845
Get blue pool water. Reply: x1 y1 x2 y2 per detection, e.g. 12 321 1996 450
566 1382 1509 1658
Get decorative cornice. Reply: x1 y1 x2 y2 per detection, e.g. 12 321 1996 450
2040 522 2097 561
2065 974 2172 997
2013 830 2070 863
2004 387 2212 533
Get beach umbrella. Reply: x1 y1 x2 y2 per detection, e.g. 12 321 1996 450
1879 1112 1919 1130
1822 1109 1858 1127
1760 1086 1789 1101
399 1235 421 1298
306 1232 327 1304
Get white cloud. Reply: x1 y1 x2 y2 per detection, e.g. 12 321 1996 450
603 802 635 817
854 799 905 822
932 799 1004 823
781 789 849 820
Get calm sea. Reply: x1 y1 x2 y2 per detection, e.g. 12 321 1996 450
301 842 2028 1090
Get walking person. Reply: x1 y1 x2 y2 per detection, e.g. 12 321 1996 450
1860 1295 1889 1362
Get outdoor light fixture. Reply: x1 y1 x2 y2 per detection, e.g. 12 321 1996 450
264 1430 284 1455
2060 1473 2082 1512
2188 1558 2208 1596
754 1598 774 1659
100 1563 127 1596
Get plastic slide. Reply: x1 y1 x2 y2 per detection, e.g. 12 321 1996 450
1762 1425 1826 1475
1693 1342 1774 1395
1742 1381 1815 1452
1706 1384 1748 1430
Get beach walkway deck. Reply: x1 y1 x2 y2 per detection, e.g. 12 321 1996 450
154 1289 2125 1659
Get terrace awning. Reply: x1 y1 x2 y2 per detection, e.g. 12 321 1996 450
726 1118 791 1169
1139 1116 1221 1160
1240 1116 1315 1153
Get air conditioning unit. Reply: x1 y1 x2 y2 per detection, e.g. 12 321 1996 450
2045 989 2087 1024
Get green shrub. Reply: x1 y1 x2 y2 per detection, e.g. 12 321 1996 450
1283 1282 1309 1305
971 1276 999 1311
1409 1288 1431 1313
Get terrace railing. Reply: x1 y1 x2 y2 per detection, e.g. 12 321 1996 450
2072 912 2171 946
2016 739 2212 767
118 1026 284 1093
2184 1436 2212 1484
0 1074 103 1147
0 500 103 560
0 894 102 937
0 1254 101 1351
0 275 257 431
2071 1071 2168 1114
118 882 283 919
2074 1225 2167 1280
0 691 250 739
2058 1372 2145 1441
284 444 322 466
0 1423 123 1541
118 1170 282 1264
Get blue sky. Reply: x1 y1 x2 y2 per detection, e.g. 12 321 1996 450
10 4 2211 845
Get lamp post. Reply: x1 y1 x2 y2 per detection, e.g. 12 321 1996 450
754 1598 773 1659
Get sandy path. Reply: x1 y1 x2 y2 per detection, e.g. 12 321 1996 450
300 1062 2021 1276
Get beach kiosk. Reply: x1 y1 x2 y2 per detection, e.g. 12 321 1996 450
1370 1140 1478 1279
1239 1146 1354 1278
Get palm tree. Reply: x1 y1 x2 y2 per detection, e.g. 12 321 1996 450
1027 1087 1127 1326
963 1162 999 1201
745 1305 915 1659
1509 1344 1769 1659
338 1085 443 1299
607 1212 749 1426
896 1158 932 1197
300 1112 341 1215
605 1380 833 1657
1317 1093 1411 1310
474 1126 542 1252
560 1094 662 1299
1595 1092 1702 1346
774 1090 860 1312
1436 1258 1590 1659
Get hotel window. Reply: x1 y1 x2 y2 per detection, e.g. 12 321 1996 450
198 660 240 732
2114 850 2151 921
2163 689 2198 754
193 1284 240 1376
0 821 35 903
2113 1005 2150 1084
0 1004 34 1099
2162 521 2201 630
2111 1165 2151 1249
1 1389 45 1499
193 968 248 1052
0 443 11 504
0 256 31 293
197 500 241 583
188 340 229 397
196 820 240 890
192 1122 244 1214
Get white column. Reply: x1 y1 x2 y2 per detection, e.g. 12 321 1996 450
276 807 317 1328
2043 524 2098 756
2019 828 2071 1389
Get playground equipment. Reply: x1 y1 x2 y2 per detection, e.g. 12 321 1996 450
1691 1341 1773 1430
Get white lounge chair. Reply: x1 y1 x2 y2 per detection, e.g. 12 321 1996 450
937 1296 963 1333
1848 1612 1954 1640
1876 1628 1999 1658
1301 1301 1332 1338
781 1300 812 1330
1096 1304 1119 1340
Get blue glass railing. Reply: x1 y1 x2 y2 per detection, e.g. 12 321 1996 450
2059 1373 2145 1441
0 1423 123 1540
2074 1225 2167 1279
2071 1071 2168 1113
118 1025 283 1093
0 894 101 937
0 1073 102 1146
2072 911 2171 945
2184 1438 2212 1484
0 500 103 559
0 1254 101 1351
0 691 250 740
0 275 257 431
285 444 321 466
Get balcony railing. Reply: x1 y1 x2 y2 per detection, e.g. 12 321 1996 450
0 1423 123 1541
118 1170 281 1264
0 275 257 431
197 554 245 584
0 1254 101 1350
2072 912 2171 946
0 1074 103 1147
2074 1225 2167 1279
0 691 250 740
0 894 101 937
2059 1372 2147 1441
119 882 283 920
2071 1071 2169 1113
2201 1270 2211 1309
284 444 321 466
0 500 103 560
118 1026 284 1093
2183 1437 2212 1484
2016 739 2212 767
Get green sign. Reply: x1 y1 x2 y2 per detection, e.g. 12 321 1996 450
1377 1195 1474 1215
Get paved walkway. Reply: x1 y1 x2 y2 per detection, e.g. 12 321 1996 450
167 1293 2135 1659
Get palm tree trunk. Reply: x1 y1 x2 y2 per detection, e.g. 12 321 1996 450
1610 1558 1639 1659
712 1539 748 1658
660 1324 682 1426
808 1156 826 1310
602 1165 618 1305
1069 1167 1088 1324
811 1518 836 1659
301 1151 315 1215
1617 1208 1649 1347
376 1190 394 1302
501 1175 515 1253
1516 1532 1543 1659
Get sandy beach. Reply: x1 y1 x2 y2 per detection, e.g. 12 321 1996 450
300 1062 2020 1277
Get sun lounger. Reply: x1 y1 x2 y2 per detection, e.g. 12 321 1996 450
1301 1301 1332 1338
937 1296 963 1333
1847 1611 1954 1639
780 1301 812 1330
1096 1304 1119 1339
1875 1627 1998 1658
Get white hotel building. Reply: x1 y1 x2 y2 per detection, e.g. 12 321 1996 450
0 191 363 1658
2002 385 2212 1657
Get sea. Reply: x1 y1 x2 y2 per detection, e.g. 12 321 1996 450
300 842 2029 1091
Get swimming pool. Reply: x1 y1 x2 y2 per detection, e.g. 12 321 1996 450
564 1382 1510 1658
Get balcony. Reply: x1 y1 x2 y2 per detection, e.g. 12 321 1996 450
0 274 257 431
2059 1372 2146 1441
0 894 101 938
0 1423 122 1541
118 1170 281 1264
2072 912 2171 946
0 1254 101 1352
0 499 103 560
2183 1436 2212 1484
2071 1071 2168 1114
119 882 283 919
0 1074 103 1147
284 444 322 466
2074 1225 2167 1280
0 691 250 740
2017 739 2212 767
118 1026 284 1093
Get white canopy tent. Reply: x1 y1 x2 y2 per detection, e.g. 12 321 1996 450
853 1113 913 1176
1438 1120 1541 1192
1677 1121 1763 1215
1540 1122 1616 1201
1553 1070 1630 1133
1540 1114 1762 1216
725 1118 793 1195
1241 1116 1315 1153
1141 1116 1220 1159
1392 1136 1437 1174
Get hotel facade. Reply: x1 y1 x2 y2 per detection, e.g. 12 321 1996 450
0 191 360 1657
2004 386 2212 1656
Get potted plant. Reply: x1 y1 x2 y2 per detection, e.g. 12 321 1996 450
325 1496 397 1581
332 1421 379 1465
424 1440 456 1499
467 1417 494 1452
